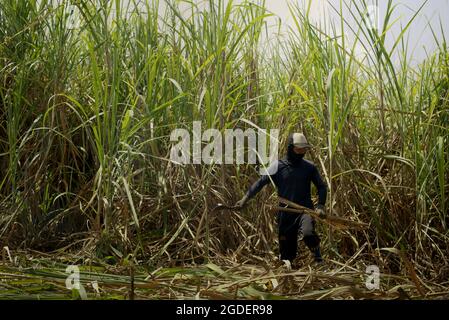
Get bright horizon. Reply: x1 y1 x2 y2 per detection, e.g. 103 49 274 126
158 0 449 64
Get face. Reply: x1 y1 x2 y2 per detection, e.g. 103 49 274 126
293 146 308 155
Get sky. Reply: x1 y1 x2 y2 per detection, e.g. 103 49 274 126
168 0 449 64
110 0 449 63
263 0 449 64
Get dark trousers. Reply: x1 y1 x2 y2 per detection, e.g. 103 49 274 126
277 211 320 261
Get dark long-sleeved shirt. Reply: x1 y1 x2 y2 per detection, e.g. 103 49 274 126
245 158 327 209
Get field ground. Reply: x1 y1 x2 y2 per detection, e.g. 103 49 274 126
2 249 449 300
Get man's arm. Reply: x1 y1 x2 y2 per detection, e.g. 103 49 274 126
235 161 279 208
246 174 271 200
311 165 327 206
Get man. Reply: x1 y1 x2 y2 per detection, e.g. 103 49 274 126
235 133 327 264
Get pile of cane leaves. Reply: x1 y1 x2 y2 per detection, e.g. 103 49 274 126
1 250 448 300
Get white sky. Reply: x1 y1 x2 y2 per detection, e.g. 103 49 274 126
118 0 449 63
262 0 449 64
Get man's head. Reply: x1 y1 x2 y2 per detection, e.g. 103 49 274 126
288 133 311 151
287 133 311 165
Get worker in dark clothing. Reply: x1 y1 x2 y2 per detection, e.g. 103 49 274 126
235 133 328 264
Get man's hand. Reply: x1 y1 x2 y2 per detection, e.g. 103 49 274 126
316 204 326 219
235 195 249 209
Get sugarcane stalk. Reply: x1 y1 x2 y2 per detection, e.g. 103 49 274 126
278 197 368 230
212 198 369 231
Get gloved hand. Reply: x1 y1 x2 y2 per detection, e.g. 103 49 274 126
235 195 249 209
316 204 326 219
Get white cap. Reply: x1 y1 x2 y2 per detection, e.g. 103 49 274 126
290 133 311 148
